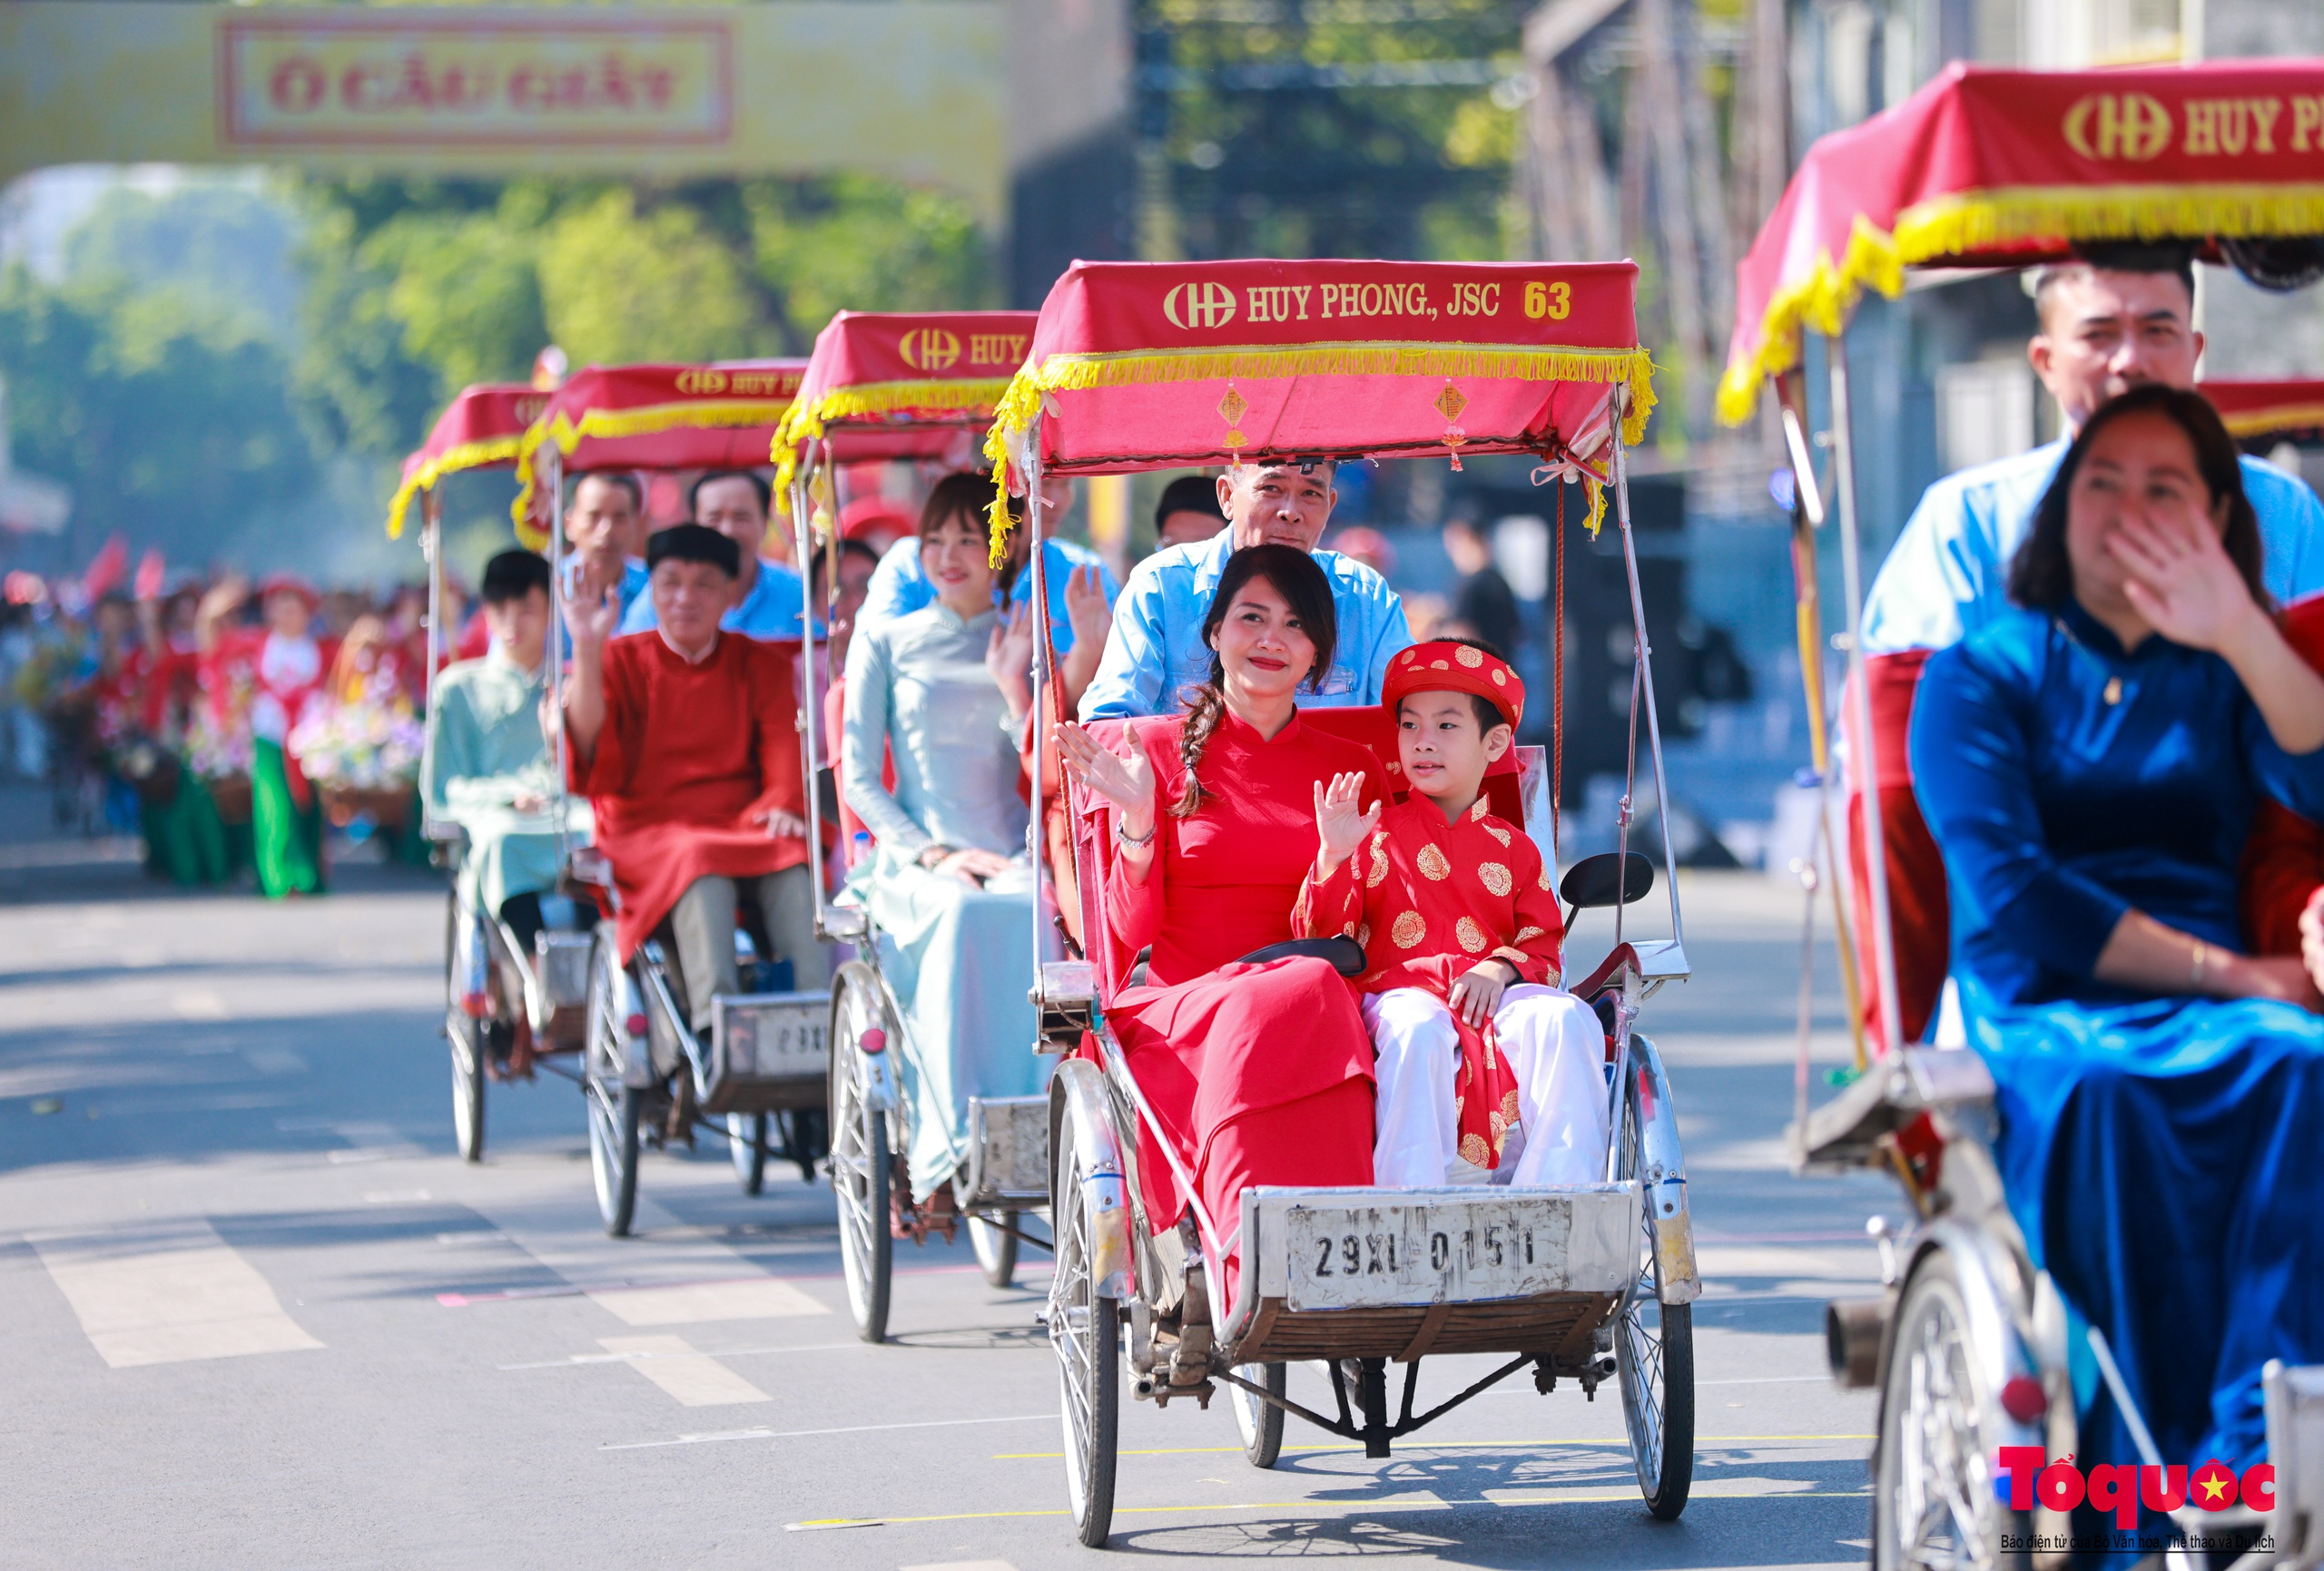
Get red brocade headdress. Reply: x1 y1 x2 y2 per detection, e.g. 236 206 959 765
1383 640 1523 728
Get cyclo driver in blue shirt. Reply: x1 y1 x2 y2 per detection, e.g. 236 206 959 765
617 469 809 641
1079 457 1412 719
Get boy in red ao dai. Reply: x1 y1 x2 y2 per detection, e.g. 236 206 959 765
1295 641 1610 1186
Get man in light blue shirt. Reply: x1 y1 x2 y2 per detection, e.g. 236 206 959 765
1854 245 2324 1050
617 470 807 641
858 475 1119 654
561 473 654 626
1079 458 1412 719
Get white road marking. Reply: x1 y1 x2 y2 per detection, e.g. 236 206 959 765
596 1335 772 1406
363 1190 431 1204
902 1560 1020 1571
460 1193 832 1325
498 1339 863 1370
29 1220 322 1368
170 990 230 1021
591 1277 823 1325
604 1413 1053 1451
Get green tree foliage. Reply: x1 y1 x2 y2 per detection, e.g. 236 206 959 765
293 175 994 457
0 266 319 562
62 180 305 342
1141 0 1526 260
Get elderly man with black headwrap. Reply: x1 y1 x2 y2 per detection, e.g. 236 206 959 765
563 523 825 1036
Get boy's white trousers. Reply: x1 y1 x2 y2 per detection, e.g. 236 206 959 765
1362 984 1611 1188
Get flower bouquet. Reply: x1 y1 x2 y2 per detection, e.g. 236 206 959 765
290 690 425 830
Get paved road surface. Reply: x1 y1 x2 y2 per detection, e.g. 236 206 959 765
1 797 1897 1570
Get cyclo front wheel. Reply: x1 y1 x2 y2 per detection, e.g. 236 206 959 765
729 1112 768 1195
1231 1362 1287 1468
1049 1111 1119 1546
583 933 641 1238
1874 1250 2031 1571
829 963 892 1343
970 1212 1019 1289
444 889 485 1163
1616 1088 1694 1520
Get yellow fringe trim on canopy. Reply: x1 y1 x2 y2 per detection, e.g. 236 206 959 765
1716 181 2324 427
769 377 1014 508
508 399 795 539
979 340 1658 563
384 436 526 539
2221 402 2324 441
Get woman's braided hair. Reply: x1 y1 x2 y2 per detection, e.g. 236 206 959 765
1170 544 1338 820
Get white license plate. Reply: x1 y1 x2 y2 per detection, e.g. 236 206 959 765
1280 1193 1631 1311
717 998 829 1081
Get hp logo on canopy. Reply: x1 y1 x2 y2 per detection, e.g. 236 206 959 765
900 329 962 372
1164 281 1238 330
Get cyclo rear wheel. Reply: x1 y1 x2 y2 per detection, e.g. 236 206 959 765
1049 1111 1119 1546
1616 1087 1695 1520
829 963 892 1343
583 932 641 1238
1874 1251 2031 1571
444 889 485 1163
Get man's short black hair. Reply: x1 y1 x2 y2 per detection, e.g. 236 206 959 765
1156 474 1223 530
479 549 551 605
645 523 742 578
688 468 772 519
570 472 642 512
2032 241 2198 329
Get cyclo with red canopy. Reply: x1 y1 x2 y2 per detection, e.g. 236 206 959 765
772 309 1054 1332
1719 60 2324 1570
388 381 569 1164
509 359 832 1233
984 257 1701 1544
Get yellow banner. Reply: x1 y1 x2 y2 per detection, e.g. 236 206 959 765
0 4 1007 224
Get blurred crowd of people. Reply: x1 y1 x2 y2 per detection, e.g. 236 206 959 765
0 469 1528 900
4 558 440 895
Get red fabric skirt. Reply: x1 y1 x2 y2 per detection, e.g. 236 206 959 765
1103 955 1375 1302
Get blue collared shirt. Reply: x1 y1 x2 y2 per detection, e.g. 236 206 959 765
859 535 1119 653
1078 529 1413 719
618 559 808 641
1864 439 2324 656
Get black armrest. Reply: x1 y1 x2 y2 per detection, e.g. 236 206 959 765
1234 937 1366 977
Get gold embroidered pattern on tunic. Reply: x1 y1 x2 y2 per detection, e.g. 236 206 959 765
1538 866 1553 891
1483 821 1511 846
1455 917 1487 953
1368 841 1389 888
1478 861 1512 897
1392 909 1427 948
1416 844 1450 881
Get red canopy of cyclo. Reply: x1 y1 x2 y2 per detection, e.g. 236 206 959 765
511 360 807 546
1719 59 2324 425
984 259 1653 545
386 383 549 539
773 309 1039 496
2201 378 2324 446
